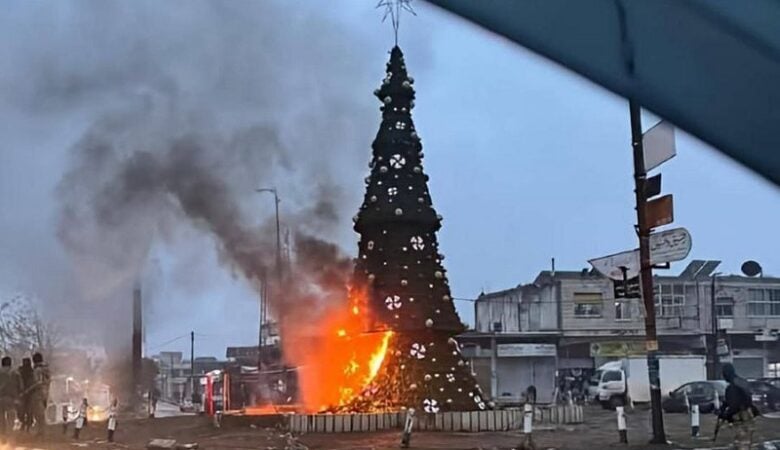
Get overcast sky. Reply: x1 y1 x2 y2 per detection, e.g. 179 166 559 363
1 1 778 358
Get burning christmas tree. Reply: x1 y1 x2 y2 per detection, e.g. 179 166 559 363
345 46 487 413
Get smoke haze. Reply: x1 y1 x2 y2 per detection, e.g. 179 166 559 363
0 0 433 358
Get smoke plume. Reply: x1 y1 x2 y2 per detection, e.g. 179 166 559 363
0 0 440 363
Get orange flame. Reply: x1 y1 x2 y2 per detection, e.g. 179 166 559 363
285 288 393 412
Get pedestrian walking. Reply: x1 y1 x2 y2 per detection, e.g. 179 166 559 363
718 363 759 450
107 398 118 442
0 356 21 439
61 404 70 435
73 398 88 440
30 352 50 437
17 358 34 433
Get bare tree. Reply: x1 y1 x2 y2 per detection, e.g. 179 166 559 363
0 294 61 359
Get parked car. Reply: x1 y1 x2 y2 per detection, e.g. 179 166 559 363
760 378 780 389
748 380 780 412
594 356 706 409
662 380 727 413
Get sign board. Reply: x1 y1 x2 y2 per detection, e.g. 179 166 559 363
614 276 641 299
649 227 692 264
590 228 691 281
590 341 646 357
497 343 557 358
718 318 734 330
645 340 659 352
645 194 674 229
645 174 662 198
643 120 676 171
589 250 640 281
755 331 779 342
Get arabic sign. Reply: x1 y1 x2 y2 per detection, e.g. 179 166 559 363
497 343 557 358
649 227 692 264
590 228 692 280
643 120 677 171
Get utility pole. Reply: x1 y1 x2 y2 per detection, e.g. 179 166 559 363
190 331 195 402
709 273 722 379
629 100 667 444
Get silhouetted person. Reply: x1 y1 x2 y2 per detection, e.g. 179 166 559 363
719 363 758 450
30 352 50 437
73 398 88 439
0 356 21 438
62 404 69 435
107 398 118 442
526 385 537 405
18 358 34 433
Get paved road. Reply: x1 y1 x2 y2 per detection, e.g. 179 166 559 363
3 405 778 449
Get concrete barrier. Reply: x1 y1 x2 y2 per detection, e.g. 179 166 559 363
282 405 584 433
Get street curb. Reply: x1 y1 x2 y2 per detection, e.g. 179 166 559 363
675 439 780 450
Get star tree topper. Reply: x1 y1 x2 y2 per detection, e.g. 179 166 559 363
377 0 416 45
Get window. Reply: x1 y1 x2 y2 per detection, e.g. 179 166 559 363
602 370 622 382
492 321 503 332
615 300 631 320
769 363 780 379
574 292 603 318
673 383 693 396
654 284 685 317
715 297 734 317
747 288 780 316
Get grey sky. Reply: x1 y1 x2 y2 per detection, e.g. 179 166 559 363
1 1 777 358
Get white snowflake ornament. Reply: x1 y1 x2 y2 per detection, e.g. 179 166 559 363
410 343 426 359
423 398 439 413
410 236 425 250
385 295 402 310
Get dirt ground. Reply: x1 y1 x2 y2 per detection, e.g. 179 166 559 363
5 406 780 449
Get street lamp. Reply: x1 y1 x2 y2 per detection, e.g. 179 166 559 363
256 188 282 276
256 187 282 370
710 272 723 380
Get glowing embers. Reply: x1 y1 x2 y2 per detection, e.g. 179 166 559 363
410 235 425 250
423 398 440 413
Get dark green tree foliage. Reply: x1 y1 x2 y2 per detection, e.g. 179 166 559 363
348 46 486 413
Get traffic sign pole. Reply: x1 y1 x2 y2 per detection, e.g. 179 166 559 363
630 99 667 444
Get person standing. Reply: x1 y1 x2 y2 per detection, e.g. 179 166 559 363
73 398 88 440
18 358 34 433
30 352 50 437
107 398 118 442
718 363 759 450
61 404 70 435
0 356 21 438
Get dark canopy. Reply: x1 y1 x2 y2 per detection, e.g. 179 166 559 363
426 0 780 186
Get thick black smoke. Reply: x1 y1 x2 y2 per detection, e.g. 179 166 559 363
0 0 434 364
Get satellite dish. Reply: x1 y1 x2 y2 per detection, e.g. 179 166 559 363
741 260 763 277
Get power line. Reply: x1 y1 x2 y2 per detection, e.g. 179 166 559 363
147 334 189 352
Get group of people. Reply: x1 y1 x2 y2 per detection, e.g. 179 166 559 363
0 352 50 438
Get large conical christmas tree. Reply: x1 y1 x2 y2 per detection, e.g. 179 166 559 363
348 46 486 413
